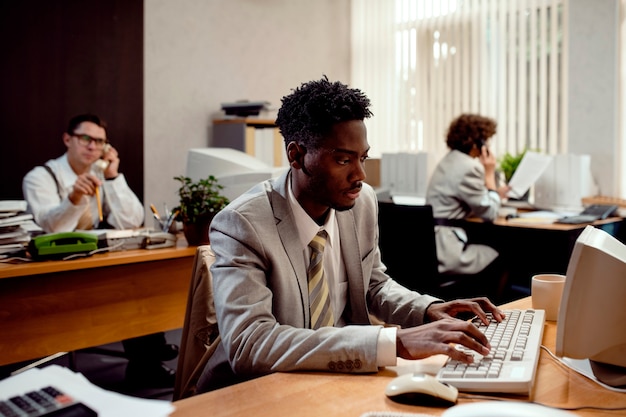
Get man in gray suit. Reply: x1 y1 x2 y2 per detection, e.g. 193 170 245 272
197 76 505 392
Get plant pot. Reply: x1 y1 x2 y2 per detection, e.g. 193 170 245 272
182 214 214 246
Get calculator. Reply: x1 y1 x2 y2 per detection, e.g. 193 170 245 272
0 386 97 417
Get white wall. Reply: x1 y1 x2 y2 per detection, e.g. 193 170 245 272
144 0 351 225
567 0 621 197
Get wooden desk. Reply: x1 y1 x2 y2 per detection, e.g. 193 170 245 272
492 214 622 231
464 216 623 296
171 297 626 417
0 239 196 366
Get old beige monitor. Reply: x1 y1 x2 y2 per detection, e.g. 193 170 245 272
185 148 285 201
556 225 626 387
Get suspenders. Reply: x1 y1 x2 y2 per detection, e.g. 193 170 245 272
42 164 62 199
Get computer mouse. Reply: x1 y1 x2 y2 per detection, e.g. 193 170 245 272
442 401 578 417
385 372 458 406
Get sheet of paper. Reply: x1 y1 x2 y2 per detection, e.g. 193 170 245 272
506 151 553 199
0 213 34 227
505 210 569 225
391 195 426 206
388 354 448 376
0 200 27 212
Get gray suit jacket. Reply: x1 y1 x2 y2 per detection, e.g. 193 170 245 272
426 150 500 274
198 169 440 391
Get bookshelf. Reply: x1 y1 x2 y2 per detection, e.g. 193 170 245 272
212 118 287 168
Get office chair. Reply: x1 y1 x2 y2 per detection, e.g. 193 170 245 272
377 201 507 301
377 202 439 294
173 245 221 400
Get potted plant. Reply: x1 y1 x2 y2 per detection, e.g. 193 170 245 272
499 149 527 184
172 175 230 245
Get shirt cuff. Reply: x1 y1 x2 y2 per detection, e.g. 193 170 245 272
376 326 398 367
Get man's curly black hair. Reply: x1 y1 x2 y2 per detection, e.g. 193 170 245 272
275 75 373 150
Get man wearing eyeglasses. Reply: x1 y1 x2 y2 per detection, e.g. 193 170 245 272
22 113 144 231
22 113 178 388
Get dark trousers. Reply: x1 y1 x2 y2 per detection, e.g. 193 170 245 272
122 332 168 363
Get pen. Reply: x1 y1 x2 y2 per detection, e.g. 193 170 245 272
163 209 179 233
95 187 103 222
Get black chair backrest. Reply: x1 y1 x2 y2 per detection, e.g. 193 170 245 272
377 201 439 293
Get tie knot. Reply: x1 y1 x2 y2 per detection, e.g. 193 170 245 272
309 230 327 253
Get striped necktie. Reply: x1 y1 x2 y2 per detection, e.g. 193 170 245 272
308 230 334 329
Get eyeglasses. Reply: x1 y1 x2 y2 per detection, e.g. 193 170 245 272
72 133 108 149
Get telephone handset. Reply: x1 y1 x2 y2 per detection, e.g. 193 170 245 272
478 139 489 156
93 143 112 171
29 231 99 259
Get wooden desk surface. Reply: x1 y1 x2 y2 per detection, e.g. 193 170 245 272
171 297 626 417
0 237 195 280
493 215 622 231
468 214 622 231
0 239 196 366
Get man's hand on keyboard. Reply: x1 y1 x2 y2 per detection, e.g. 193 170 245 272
396 318 492 364
425 297 506 325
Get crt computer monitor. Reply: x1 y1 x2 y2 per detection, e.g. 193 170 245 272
186 147 286 201
556 225 626 387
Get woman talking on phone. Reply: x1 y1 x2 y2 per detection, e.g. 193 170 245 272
425 113 511 301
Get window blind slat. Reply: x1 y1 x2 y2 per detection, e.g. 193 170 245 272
518 0 528 154
351 0 568 162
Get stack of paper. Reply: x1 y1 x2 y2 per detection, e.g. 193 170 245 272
0 200 38 255
0 365 175 417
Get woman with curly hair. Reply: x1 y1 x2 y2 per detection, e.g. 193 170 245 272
426 113 511 297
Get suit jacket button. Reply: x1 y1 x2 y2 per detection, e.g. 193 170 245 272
328 361 336 371
354 359 362 369
336 361 345 370
345 360 353 370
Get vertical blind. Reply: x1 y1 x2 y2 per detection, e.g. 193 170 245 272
622 0 626 199
351 0 568 167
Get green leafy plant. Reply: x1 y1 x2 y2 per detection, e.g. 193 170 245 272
172 175 229 225
499 150 527 183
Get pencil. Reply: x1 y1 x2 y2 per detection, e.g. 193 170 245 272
95 186 103 222
150 203 161 221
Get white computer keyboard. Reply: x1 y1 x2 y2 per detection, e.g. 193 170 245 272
436 309 545 395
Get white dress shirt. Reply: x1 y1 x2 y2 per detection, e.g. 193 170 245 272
287 176 397 367
22 153 144 233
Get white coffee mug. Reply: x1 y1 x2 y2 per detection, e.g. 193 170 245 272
531 274 566 321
